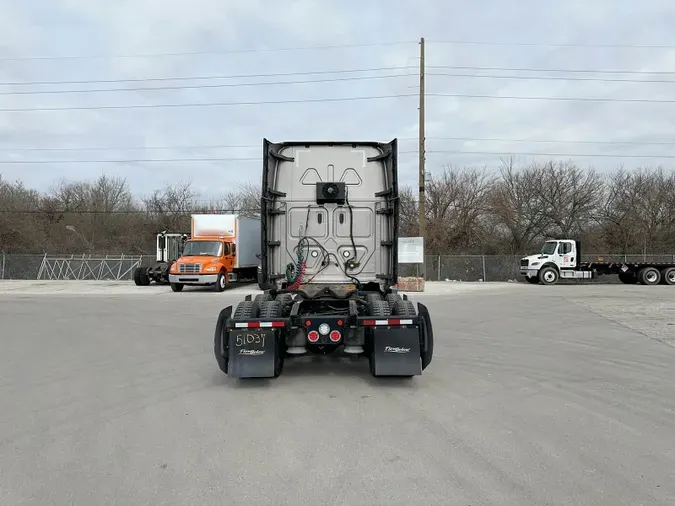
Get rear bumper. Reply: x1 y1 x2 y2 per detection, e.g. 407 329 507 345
169 273 218 285
215 301 434 379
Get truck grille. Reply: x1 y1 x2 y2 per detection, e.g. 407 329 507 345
520 259 529 267
179 263 201 273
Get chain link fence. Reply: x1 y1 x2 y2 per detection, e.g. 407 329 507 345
2 252 674 281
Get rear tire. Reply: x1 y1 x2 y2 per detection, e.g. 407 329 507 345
660 267 675 286
385 293 403 310
133 267 143 286
367 299 390 317
259 300 285 377
214 308 229 374
638 266 661 285
392 299 416 317
233 300 260 319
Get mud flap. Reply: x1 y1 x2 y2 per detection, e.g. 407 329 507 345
227 328 280 378
417 302 434 370
371 327 422 376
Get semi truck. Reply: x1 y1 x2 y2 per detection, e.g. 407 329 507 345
214 139 435 379
168 214 261 292
133 231 188 285
520 239 675 286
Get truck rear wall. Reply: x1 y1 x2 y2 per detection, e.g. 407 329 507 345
261 140 399 289
233 216 261 269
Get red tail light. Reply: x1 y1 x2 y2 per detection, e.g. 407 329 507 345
307 330 319 343
329 330 341 342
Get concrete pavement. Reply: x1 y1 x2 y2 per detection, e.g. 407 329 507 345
0 282 673 505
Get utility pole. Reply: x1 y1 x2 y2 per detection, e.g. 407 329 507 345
418 37 426 277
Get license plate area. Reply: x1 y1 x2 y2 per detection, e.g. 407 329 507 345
227 329 277 378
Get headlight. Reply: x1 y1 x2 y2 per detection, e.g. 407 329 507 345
530 262 540 267
205 266 218 272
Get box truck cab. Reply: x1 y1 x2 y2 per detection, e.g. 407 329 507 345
168 214 260 292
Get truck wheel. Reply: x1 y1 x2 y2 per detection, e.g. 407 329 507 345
524 276 539 284
638 266 661 285
140 270 151 286
618 271 638 284
133 267 143 286
135 267 150 286
660 267 675 285
259 300 285 377
214 272 227 292
386 293 403 310
365 292 384 306
538 266 559 285
214 308 229 374
170 283 184 292
233 300 260 319
367 299 390 317
252 293 273 314
392 299 416 317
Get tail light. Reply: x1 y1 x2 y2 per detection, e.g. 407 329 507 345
307 330 319 343
329 330 341 342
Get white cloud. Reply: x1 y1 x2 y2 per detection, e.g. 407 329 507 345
1 0 675 195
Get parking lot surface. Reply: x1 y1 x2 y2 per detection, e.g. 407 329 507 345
1 281 674 505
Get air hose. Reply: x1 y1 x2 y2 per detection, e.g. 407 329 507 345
285 240 307 290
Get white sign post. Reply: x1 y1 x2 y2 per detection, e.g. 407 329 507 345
398 237 424 264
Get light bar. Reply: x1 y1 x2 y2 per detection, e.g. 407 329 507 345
361 319 414 326
233 321 286 328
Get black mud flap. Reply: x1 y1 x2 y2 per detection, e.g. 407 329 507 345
227 328 281 379
214 306 232 374
417 302 434 370
371 327 422 376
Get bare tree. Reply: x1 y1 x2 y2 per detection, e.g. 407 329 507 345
398 186 419 237
487 158 550 253
535 161 603 238
424 165 494 254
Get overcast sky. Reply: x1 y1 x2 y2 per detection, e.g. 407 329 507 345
1 0 675 199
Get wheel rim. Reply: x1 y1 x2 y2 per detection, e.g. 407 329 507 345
544 270 556 282
645 270 658 283
220 276 226 288
667 270 675 283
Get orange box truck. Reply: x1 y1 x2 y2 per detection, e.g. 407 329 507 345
168 214 260 292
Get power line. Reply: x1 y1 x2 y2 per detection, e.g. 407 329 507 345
0 40 416 62
427 92 675 104
0 137 668 153
0 157 259 164
428 64 675 76
426 136 675 146
3 91 670 112
0 208 261 215
427 39 675 49
427 72 675 85
0 150 419 164
0 65 418 87
426 150 675 159
0 73 418 97
0 138 418 152
0 93 417 112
